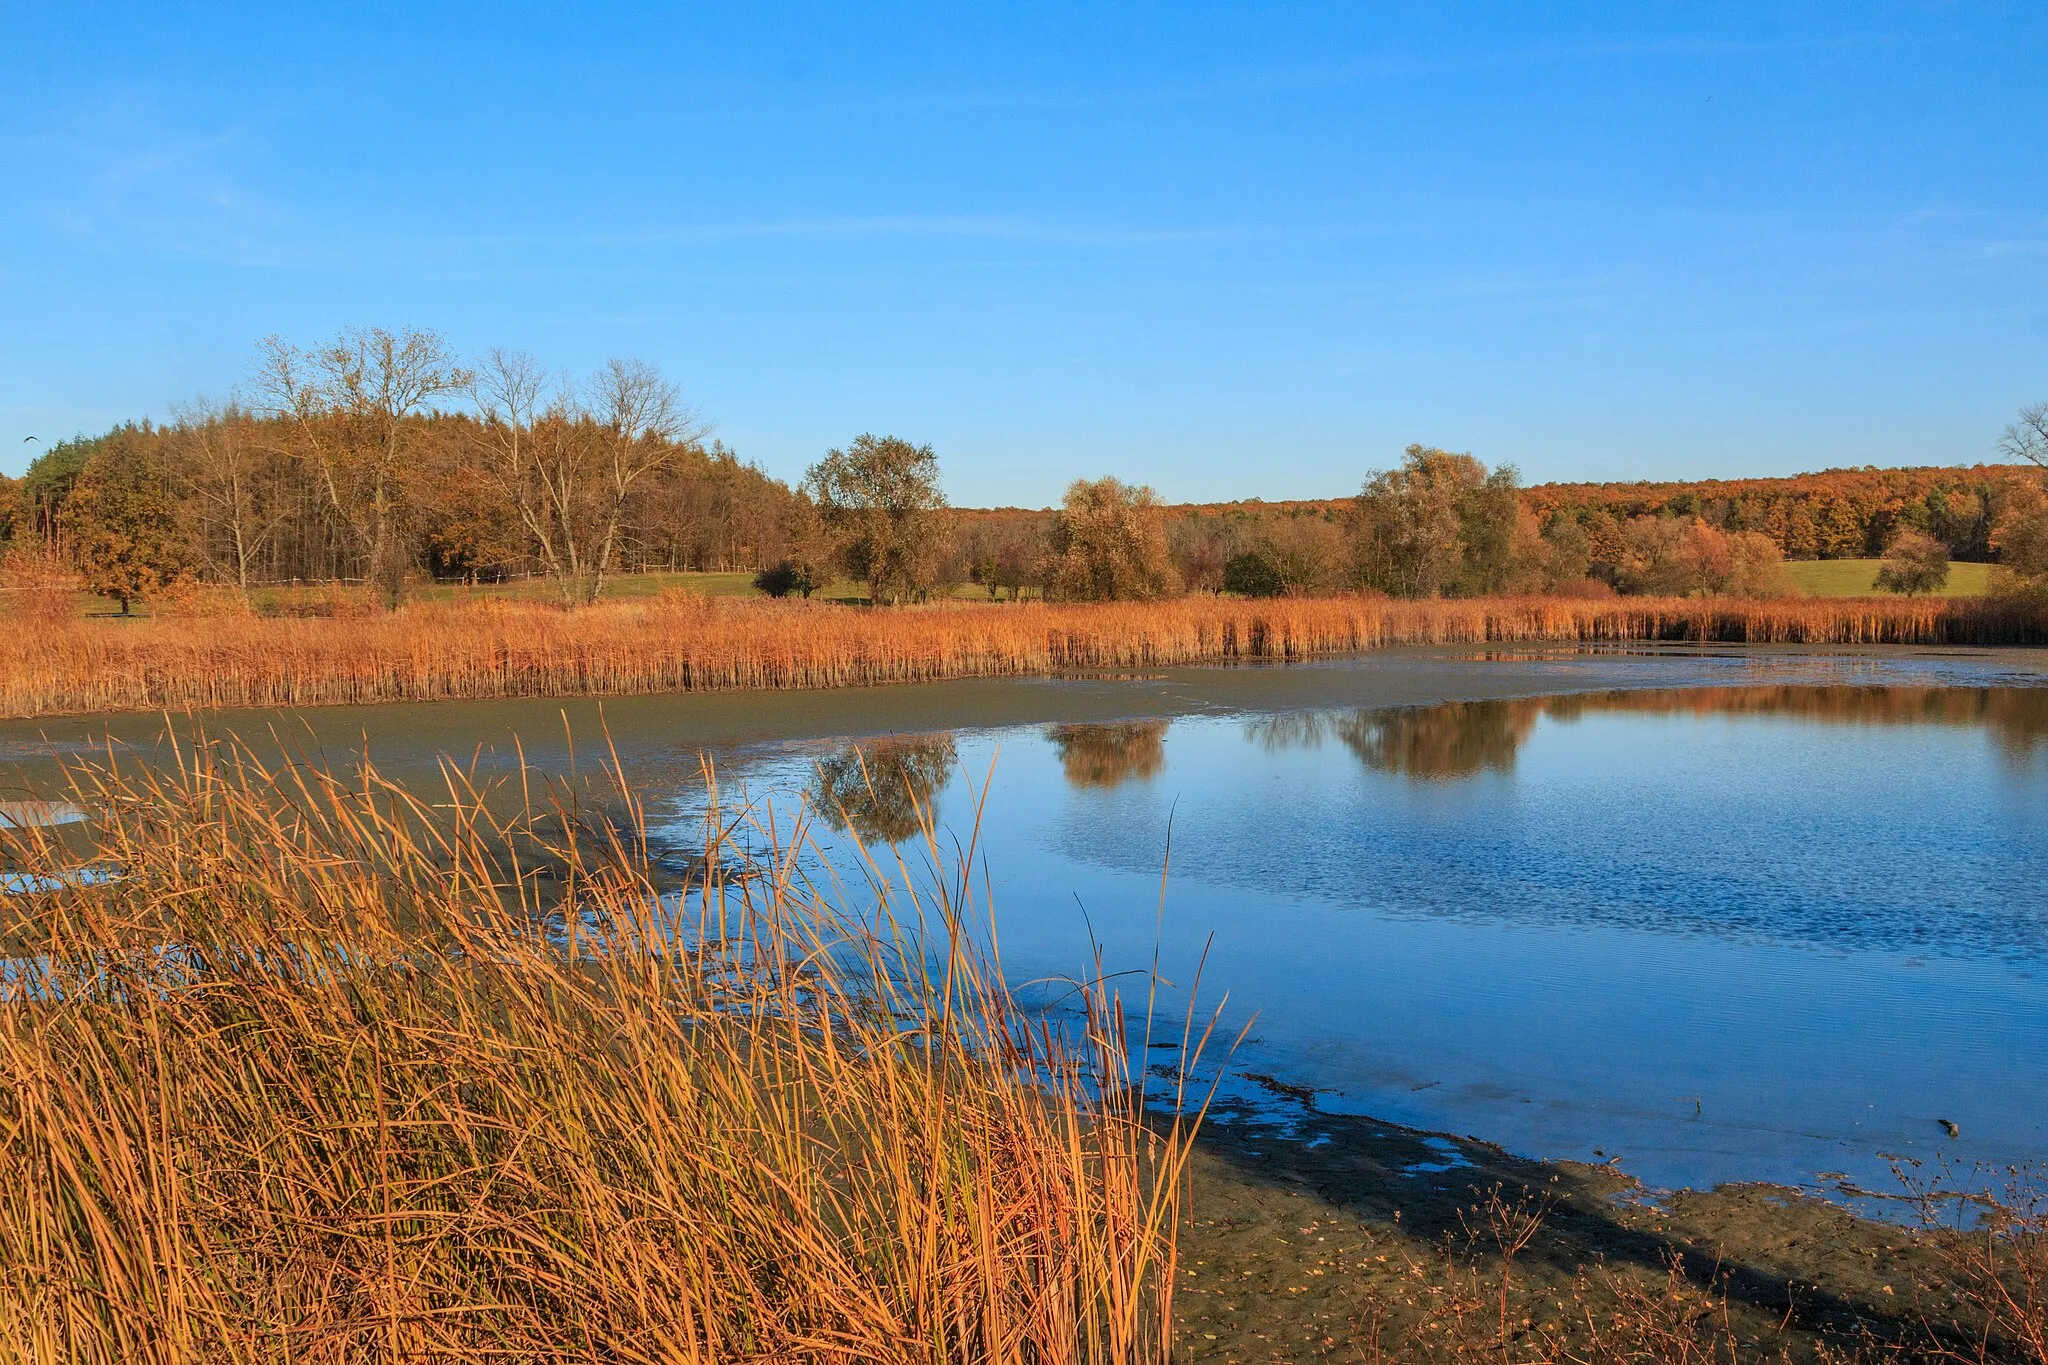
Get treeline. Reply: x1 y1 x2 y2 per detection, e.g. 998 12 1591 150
5 326 2047 612
1523 464 2040 563
4 415 803 596
1152 464 2043 568
947 457 2048 602
0 329 808 611
905 447 1794 603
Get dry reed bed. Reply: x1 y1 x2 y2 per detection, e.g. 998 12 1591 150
7 592 2048 719
4 738 2046 1362
0 743 1200 1363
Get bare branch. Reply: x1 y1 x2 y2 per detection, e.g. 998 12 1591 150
2000 400 2048 469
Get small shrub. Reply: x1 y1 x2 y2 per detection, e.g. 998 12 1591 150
752 559 815 598
1552 575 1618 600
1223 551 1287 598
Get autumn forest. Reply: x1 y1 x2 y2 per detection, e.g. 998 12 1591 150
6 327 2048 617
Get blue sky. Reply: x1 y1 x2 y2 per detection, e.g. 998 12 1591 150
4 3 2046 504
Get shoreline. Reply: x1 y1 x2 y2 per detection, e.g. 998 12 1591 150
1177 1102 1992 1362
5 591 2047 720
4 637 2045 767
4 642 2042 1359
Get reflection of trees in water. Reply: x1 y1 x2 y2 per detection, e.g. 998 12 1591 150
1241 712 1333 753
1985 690 2048 757
1240 684 2048 780
1047 721 1169 788
810 734 958 843
1336 701 1536 780
1551 685 2048 764
1242 703 1532 779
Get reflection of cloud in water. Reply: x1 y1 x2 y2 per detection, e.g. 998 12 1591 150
809 735 958 844
1244 685 2048 781
1047 721 1169 789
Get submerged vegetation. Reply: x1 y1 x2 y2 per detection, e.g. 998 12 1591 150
0 738 1204 1363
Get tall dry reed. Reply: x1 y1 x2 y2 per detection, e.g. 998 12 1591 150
0 550 82 632
0 737 1208 1363
6 591 2047 719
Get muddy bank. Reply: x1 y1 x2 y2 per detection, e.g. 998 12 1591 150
1178 1106 2002 1362
3 642 2044 798
5 640 2043 1363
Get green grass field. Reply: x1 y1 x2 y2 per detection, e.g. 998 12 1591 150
79 560 1991 617
80 570 1047 617
1780 557 1994 598
415 570 1039 606
408 571 762 603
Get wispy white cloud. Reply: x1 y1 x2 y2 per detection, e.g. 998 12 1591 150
4 89 288 241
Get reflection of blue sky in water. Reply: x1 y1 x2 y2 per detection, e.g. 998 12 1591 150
664 683 2048 1199
0 801 87 829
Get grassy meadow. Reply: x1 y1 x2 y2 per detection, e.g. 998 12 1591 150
1781 557 1997 598
72 572 1044 619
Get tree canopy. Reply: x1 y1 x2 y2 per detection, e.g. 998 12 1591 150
803 434 950 604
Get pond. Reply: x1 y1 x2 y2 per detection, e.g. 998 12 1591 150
3 644 2045 1197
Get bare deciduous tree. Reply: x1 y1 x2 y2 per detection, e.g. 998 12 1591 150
470 352 705 605
168 401 285 600
255 327 470 609
586 357 702 602
2000 401 2048 469
471 350 574 596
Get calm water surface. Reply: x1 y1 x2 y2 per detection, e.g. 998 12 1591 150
662 671 2048 1197
4 647 2045 1196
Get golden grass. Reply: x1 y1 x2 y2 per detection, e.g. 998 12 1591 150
5 591 2048 719
2 733 2045 1362
0 738 1210 1363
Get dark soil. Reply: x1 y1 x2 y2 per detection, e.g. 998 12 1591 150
1178 1106 1994 1362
